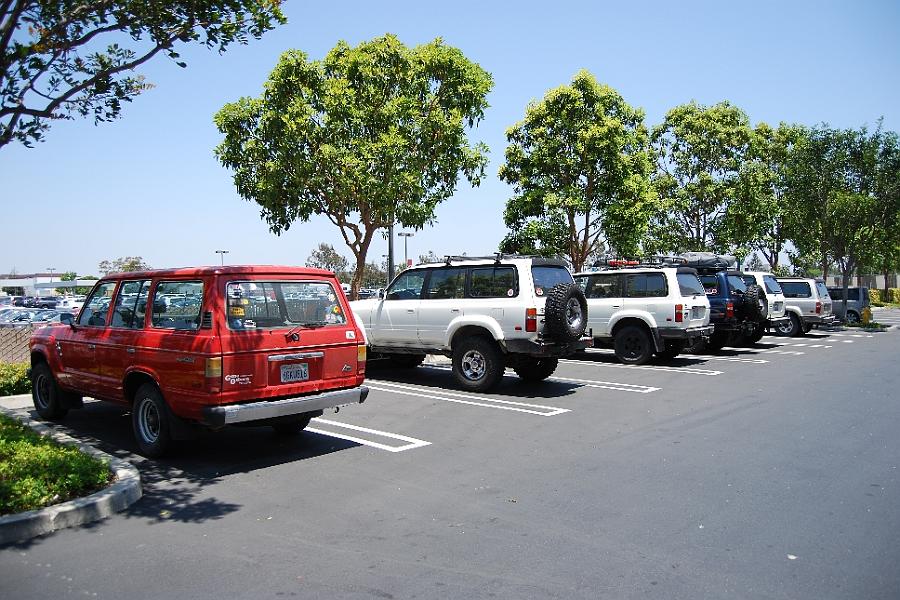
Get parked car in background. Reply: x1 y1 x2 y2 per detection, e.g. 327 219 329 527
0 296 12 307
776 278 835 336
740 271 789 340
574 263 712 364
827 286 870 323
29 266 369 457
351 255 590 392
36 296 59 309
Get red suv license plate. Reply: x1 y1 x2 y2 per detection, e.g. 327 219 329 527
280 363 309 383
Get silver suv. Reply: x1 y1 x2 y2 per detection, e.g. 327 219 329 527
827 286 870 323
740 271 789 342
573 266 712 364
350 256 591 392
776 278 835 336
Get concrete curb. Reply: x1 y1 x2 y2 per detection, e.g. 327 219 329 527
0 398 142 545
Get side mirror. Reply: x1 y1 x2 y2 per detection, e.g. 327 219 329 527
377 288 385 299
60 313 75 328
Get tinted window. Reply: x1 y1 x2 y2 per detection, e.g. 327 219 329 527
226 281 345 330
831 288 860 301
624 273 667 298
532 266 573 296
77 282 117 327
577 274 621 299
727 275 748 293
763 275 783 295
110 280 151 329
781 281 811 298
470 267 517 298
424 268 466 300
152 281 204 330
815 282 830 299
386 271 426 301
698 275 721 296
677 273 706 296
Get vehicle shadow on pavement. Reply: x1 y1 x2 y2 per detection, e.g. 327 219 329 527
368 364 584 399
5 401 362 548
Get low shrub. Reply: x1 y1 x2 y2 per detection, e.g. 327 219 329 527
0 414 110 515
0 362 30 396
869 288 883 304
889 288 900 304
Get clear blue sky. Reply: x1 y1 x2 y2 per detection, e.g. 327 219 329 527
2 0 898 277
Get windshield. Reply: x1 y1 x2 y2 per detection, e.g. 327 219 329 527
226 281 346 330
677 272 706 296
763 275 782 294
532 266 573 296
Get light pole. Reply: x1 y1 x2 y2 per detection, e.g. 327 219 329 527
398 232 414 268
215 250 229 266
46 267 55 283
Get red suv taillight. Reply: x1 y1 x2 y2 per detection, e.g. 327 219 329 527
815 301 822 314
725 301 734 319
525 308 537 332
205 357 222 392
675 304 683 323
357 343 367 374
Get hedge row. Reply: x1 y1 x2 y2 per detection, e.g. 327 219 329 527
0 362 30 396
868 288 900 304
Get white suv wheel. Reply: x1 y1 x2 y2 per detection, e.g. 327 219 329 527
461 349 487 381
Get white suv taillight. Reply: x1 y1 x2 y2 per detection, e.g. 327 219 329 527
525 308 537 332
675 304 684 323
815 301 822 314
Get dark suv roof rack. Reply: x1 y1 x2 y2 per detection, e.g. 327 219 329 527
441 253 567 267
589 255 688 271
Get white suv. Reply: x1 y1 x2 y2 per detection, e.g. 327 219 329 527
573 266 713 364
350 256 591 392
740 271 789 342
776 277 835 336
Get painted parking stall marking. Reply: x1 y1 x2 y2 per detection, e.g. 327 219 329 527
307 418 431 453
368 378 571 416
545 375 659 394
560 358 723 376
682 354 770 364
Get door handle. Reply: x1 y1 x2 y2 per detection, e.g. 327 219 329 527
126 348 136 354
450 308 460 313
88 344 96 350
407 309 415 313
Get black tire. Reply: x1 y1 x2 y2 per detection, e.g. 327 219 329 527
132 383 173 458
613 325 654 365
706 331 730 351
30 362 69 420
271 414 313 436
543 283 588 342
846 310 860 324
775 313 802 337
452 336 504 392
389 354 426 368
802 323 813 334
655 340 684 361
747 323 766 344
512 357 559 382
744 285 768 323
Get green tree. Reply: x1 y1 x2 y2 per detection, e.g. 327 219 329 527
744 253 765 272
498 70 655 270
1 0 285 149
305 243 350 282
649 101 754 257
726 123 807 270
352 261 387 289
56 271 97 295
98 256 150 275
418 251 440 264
214 34 493 299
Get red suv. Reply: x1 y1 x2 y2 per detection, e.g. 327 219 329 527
29 266 369 457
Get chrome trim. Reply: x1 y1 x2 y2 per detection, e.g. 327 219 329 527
202 386 369 427
268 351 325 362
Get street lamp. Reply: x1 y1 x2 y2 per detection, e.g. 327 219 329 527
47 267 55 283
398 232 414 268
215 250 229 266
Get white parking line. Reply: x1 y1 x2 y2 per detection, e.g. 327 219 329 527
307 418 431 453
560 358 722 376
545 375 660 393
683 354 770 364
841 339 854 343
368 379 571 416
724 347 805 355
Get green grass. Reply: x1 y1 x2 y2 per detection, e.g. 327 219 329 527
0 362 30 396
0 413 111 515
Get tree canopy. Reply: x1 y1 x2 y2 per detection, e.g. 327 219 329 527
214 34 493 298
305 243 349 282
498 70 654 270
98 256 150 275
1 0 285 149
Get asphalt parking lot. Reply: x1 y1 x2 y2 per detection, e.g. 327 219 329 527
2 311 900 599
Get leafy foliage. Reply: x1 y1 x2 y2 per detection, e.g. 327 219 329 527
215 34 493 298
0 362 30 396
0 413 110 515
498 70 655 270
305 243 350 282
55 271 97 295
1 1 285 149
98 256 150 275
649 101 753 256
